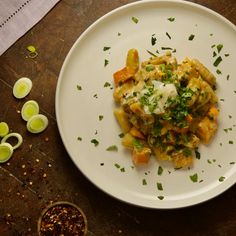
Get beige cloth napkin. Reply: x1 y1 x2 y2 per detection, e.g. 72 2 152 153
0 0 60 56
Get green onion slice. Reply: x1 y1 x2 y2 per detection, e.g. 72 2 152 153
13 77 32 99
26 114 48 134
21 100 39 121
0 143 14 163
0 122 9 137
1 132 23 150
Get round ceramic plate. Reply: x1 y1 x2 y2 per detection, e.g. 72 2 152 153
56 0 236 209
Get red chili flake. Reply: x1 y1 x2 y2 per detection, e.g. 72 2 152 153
39 203 87 236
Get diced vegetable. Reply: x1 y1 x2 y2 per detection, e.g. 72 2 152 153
26 114 48 134
21 100 39 121
1 132 23 150
0 122 9 137
113 67 134 86
0 143 13 163
132 147 151 165
13 77 32 99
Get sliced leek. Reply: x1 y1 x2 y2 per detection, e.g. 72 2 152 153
13 77 32 99
0 122 9 137
21 100 39 121
0 143 14 163
27 114 48 134
1 132 23 150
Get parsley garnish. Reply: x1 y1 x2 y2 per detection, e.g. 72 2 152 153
77 85 82 90
195 149 201 159
142 179 147 185
190 173 198 183
229 140 234 144
216 69 222 74
146 50 157 57
118 133 124 138
217 44 223 53
132 138 144 149
219 176 225 182
157 196 164 200
104 59 109 67
106 145 118 151
103 46 111 51
188 34 195 41
91 139 99 146
157 166 163 176
115 163 120 169
104 82 111 87
213 56 222 67
166 32 171 40
77 137 82 141
151 34 157 46
99 115 104 121
131 16 139 24
167 17 175 22
161 47 173 50
156 182 163 191
120 167 125 172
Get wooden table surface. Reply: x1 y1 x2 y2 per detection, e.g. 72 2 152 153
0 0 235 235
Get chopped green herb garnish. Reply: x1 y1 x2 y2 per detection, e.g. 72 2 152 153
190 173 198 183
195 150 201 159
220 98 225 102
161 47 173 50
104 82 111 87
142 179 147 185
230 162 235 165
118 32 121 36
210 33 213 36
166 32 171 40
157 196 164 200
183 148 192 157
219 176 225 182
167 17 175 22
216 69 222 74
100 163 104 166
217 44 223 53
77 85 82 90
146 65 155 72
188 34 195 41
120 167 125 172
115 163 120 169
224 53 229 57
211 44 216 48
228 115 232 119
226 75 230 80
77 137 82 141
207 159 212 164
229 140 234 144
146 50 157 57
91 139 99 146
99 115 104 121
103 46 111 51
104 59 109 67
213 56 222 67
157 166 163 176
213 51 217 57
119 133 124 138
151 34 157 46
106 145 118 151
156 182 163 191
93 94 98 98
132 16 139 24
132 138 144 149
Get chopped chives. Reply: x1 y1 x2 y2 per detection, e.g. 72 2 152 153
213 56 222 67
188 34 195 41
131 16 139 24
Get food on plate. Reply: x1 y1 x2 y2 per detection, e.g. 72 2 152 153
113 49 219 168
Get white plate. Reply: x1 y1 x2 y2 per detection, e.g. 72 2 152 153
56 0 236 209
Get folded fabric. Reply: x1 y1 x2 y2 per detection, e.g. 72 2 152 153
0 0 60 56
